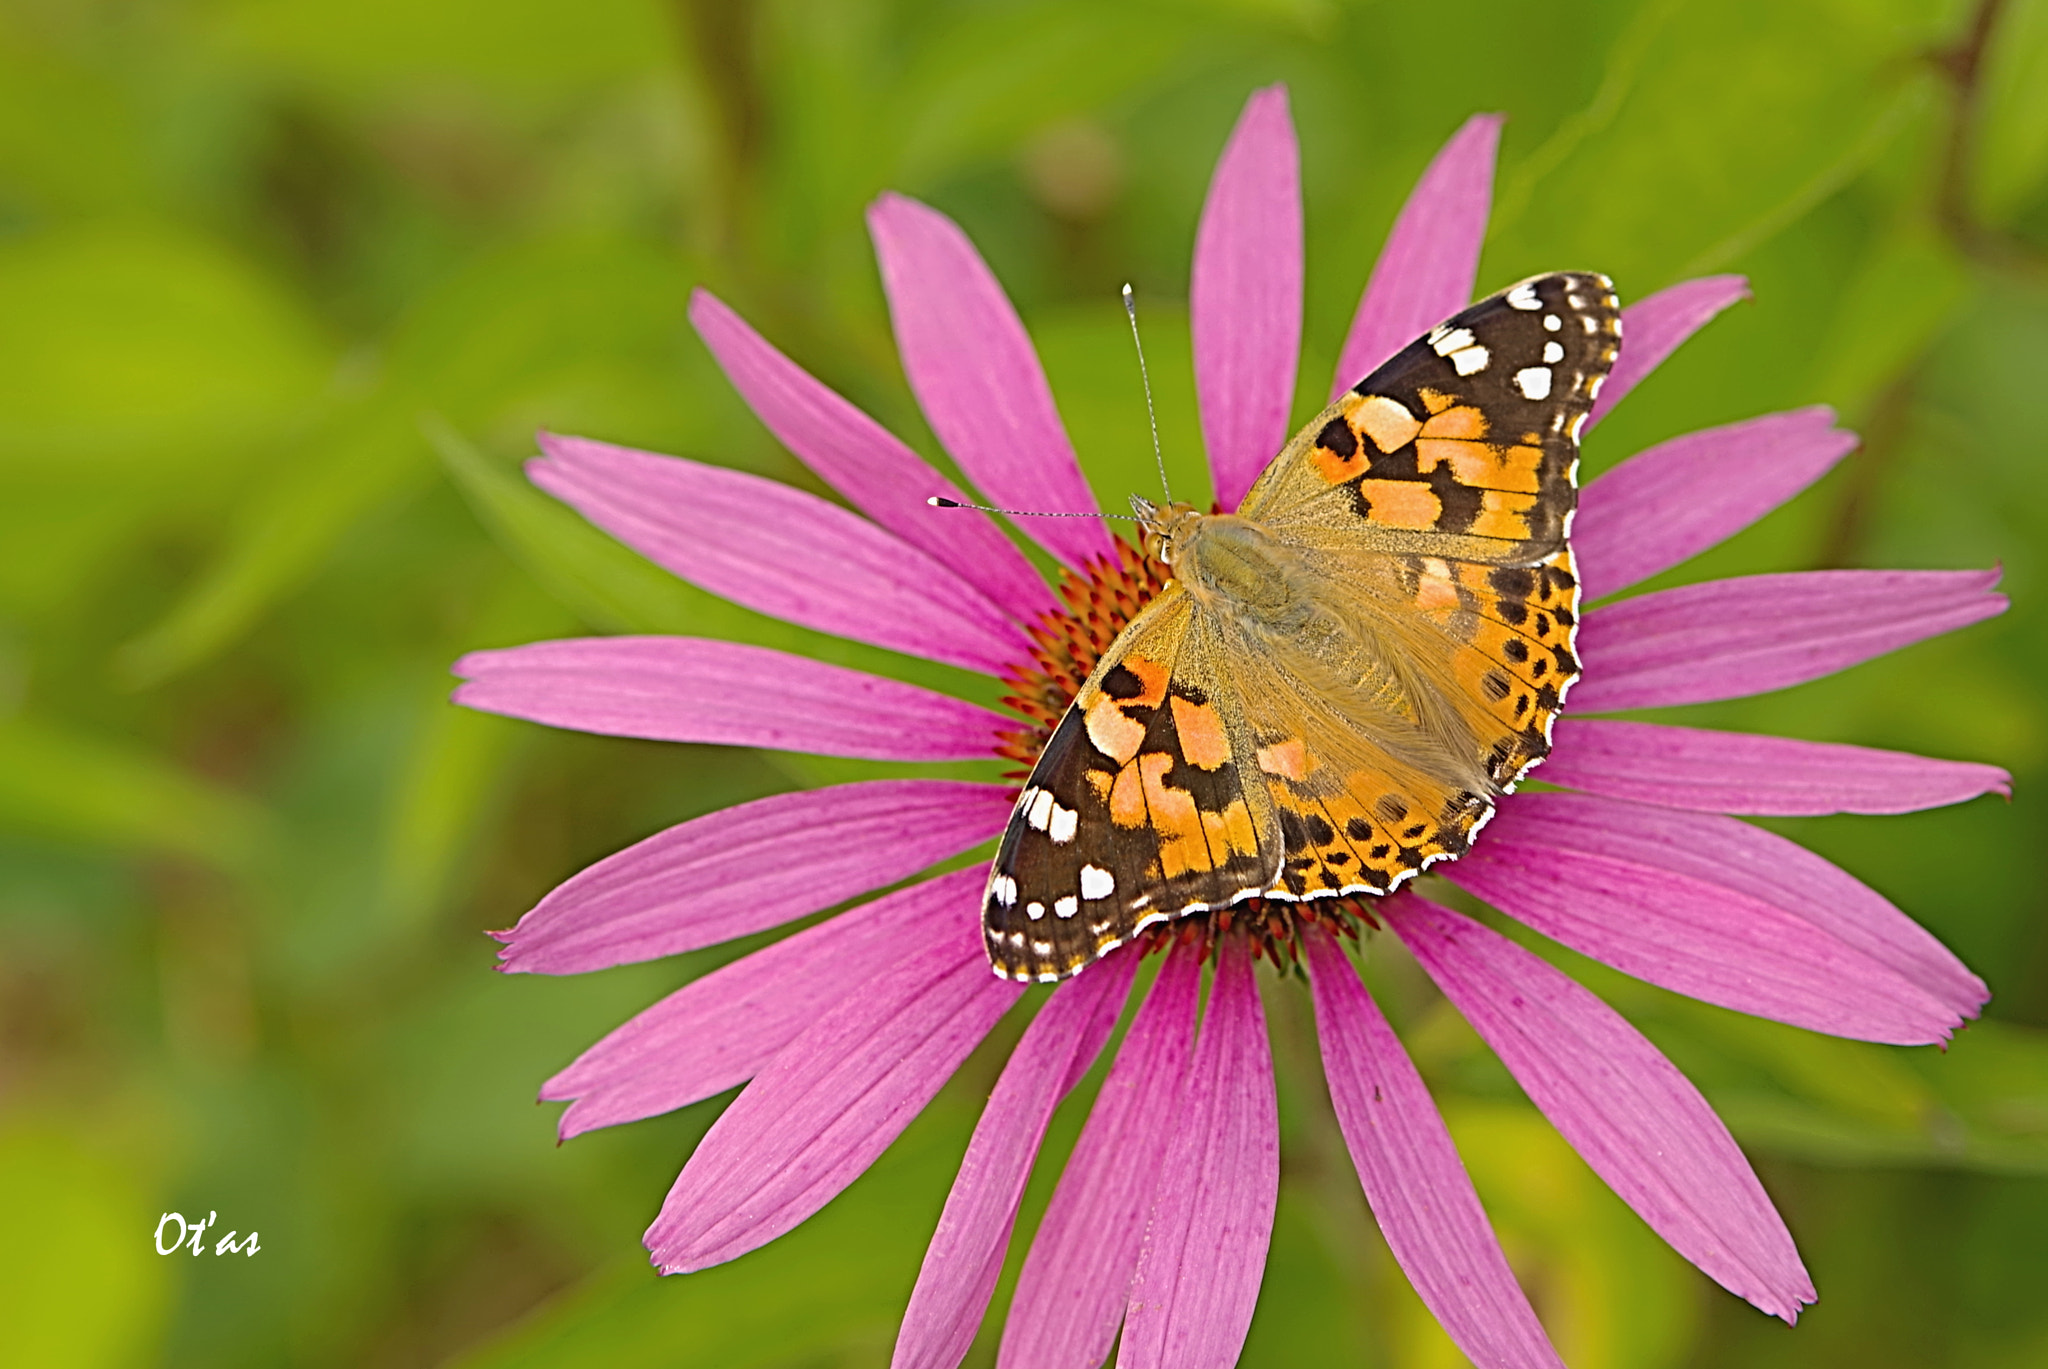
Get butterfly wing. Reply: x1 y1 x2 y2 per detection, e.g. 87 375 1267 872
1232 273 1620 896
984 274 1621 977
1241 272 1619 563
982 589 1282 982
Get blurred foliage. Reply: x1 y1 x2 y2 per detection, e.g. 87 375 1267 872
0 0 2044 1365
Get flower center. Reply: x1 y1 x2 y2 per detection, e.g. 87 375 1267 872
995 538 1376 968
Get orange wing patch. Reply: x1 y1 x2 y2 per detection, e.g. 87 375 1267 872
1169 694 1232 769
1412 404 1544 495
1081 652 1169 765
1355 394 1422 452
1074 654 1267 880
1470 489 1538 541
1355 479 1442 529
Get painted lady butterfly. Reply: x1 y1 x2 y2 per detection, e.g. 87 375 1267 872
984 273 1623 982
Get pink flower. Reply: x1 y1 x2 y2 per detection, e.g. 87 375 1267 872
453 87 2009 1368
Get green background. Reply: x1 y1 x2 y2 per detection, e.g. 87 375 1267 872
2 0 2045 1364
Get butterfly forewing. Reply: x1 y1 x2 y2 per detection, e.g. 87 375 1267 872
1242 272 1619 565
982 273 1621 981
982 593 1284 982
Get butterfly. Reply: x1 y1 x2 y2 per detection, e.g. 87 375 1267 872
982 273 1623 982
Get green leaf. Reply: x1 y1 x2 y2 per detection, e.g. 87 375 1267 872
0 1123 172 1369
0 225 331 478
1973 0 2048 225
0 716 271 868
1498 0 1954 291
885 3 1188 184
1808 215 1972 407
116 404 430 686
0 28 155 217
205 0 676 99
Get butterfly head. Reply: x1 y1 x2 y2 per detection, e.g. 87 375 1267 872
1129 495 1204 565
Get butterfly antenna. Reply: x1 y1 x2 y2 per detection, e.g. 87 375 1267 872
1122 284 1171 503
926 496 1138 522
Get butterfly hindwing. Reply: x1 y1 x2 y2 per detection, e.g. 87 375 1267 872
1210 613 1494 903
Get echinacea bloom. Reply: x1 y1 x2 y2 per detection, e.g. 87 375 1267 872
453 87 2009 1368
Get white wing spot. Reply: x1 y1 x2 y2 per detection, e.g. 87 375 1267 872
1544 313 1562 331
1543 340 1564 363
1450 345 1490 376
1429 326 1477 357
1080 864 1116 900
1026 901 1046 921
1514 366 1553 400
1581 314 1599 334
1025 788 1055 832
1048 803 1078 844
992 874 1018 908
1031 939 1054 956
1054 895 1079 919
1507 281 1542 310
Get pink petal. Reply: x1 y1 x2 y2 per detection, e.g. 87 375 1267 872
869 193 1111 570
1584 275 1749 431
1574 408 1856 601
689 290 1056 621
452 636 1009 761
1449 792 1982 1043
1503 791 1987 1014
892 949 1140 1369
1193 85 1303 513
544 870 980 1139
1386 894 1814 1322
646 892 1024 1273
1302 926 1563 1369
999 942 1204 1369
1570 569 2007 712
1331 114 1500 398
495 780 1014 974
530 433 1031 674
1544 719 2012 817
1119 938 1278 1369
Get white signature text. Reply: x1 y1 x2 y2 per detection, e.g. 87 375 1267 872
154 1211 260 1256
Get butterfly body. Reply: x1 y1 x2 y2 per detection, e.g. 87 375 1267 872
984 273 1622 982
